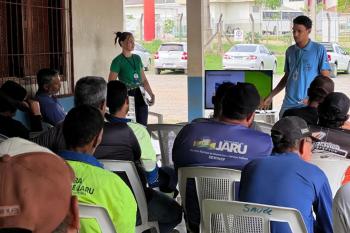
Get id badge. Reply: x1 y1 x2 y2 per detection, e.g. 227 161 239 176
133 73 139 81
292 70 299 80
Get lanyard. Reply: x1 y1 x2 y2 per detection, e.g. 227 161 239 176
290 48 304 77
122 54 137 72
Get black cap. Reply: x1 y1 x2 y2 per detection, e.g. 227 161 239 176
271 116 312 144
222 82 260 115
319 92 350 121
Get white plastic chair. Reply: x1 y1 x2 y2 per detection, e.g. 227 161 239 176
178 166 241 232
202 199 307 233
100 160 159 233
146 124 184 166
79 203 116 233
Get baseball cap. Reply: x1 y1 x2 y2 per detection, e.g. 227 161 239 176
0 137 53 156
222 82 260 115
0 138 75 233
318 92 350 121
271 116 313 144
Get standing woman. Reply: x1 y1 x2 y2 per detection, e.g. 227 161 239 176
109 31 155 126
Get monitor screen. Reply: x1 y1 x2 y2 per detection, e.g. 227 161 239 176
205 70 273 109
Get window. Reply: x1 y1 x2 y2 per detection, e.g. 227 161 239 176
230 45 257 53
282 12 303 20
262 11 281 20
155 0 175 4
0 0 73 95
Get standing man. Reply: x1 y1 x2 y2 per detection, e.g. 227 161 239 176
262 15 331 116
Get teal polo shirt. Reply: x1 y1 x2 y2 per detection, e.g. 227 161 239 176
282 40 331 110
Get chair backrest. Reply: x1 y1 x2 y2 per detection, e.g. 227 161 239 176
202 199 307 233
100 160 159 233
178 166 241 232
178 167 241 213
146 123 184 166
79 203 116 233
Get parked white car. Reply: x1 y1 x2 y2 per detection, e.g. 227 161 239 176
133 43 151 71
223 44 277 73
320 42 350 76
154 42 187 74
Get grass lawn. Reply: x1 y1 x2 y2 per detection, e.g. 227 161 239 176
141 39 163 53
204 53 222 70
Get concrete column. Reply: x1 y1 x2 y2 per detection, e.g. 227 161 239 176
187 0 205 121
307 0 316 40
144 0 155 41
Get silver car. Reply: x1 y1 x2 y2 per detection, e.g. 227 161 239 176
154 42 187 74
223 44 277 73
133 42 151 71
320 42 350 76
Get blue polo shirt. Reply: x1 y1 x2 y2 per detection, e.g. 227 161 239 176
36 93 66 125
239 152 333 233
282 40 330 110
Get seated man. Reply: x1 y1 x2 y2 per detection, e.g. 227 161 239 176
333 183 350 233
59 105 137 233
173 82 273 232
309 92 350 157
99 80 183 233
0 137 79 233
105 80 157 185
283 75 334 125
32 76 141 159
211 82 236 120
318 92 350 131
0 80 42 139
36 68 66 125
173 82 273 169
239 116 333 233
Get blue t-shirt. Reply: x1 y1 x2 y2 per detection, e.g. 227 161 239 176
282 40 330 110
173 119 273 170
239 152 333 233
172 119 273 231
36 93 66 125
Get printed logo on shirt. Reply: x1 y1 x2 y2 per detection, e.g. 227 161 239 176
0 205 20 217
193 138 248 154
72 177 95 195
304 63 312 71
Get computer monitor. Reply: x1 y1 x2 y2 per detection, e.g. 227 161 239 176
205 70 273 110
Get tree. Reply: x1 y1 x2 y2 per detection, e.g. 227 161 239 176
164 19 175 34
338 0 350 13
255 0 281 10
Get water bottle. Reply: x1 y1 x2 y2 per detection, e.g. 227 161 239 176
167 131 176 165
